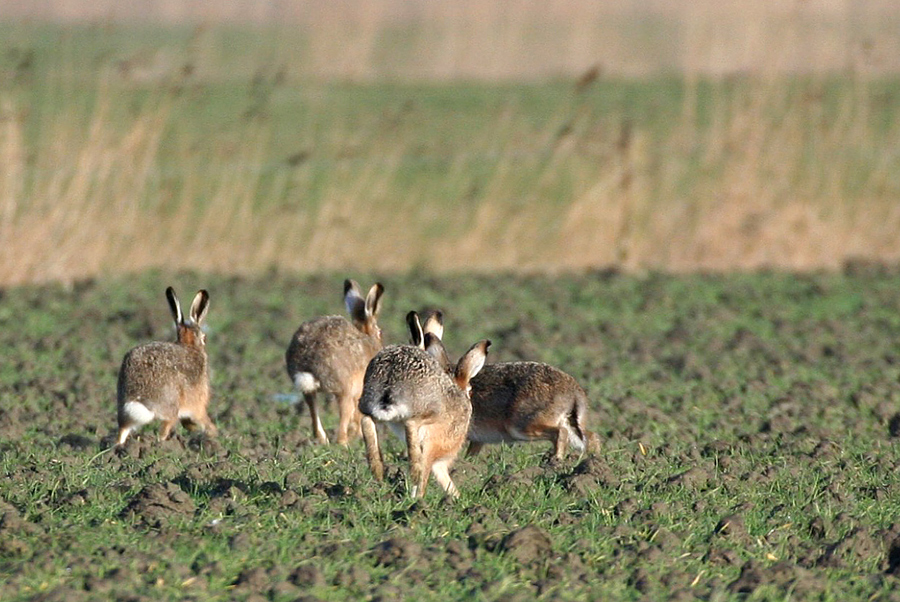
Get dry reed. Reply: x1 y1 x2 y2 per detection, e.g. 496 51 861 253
1 3 899 284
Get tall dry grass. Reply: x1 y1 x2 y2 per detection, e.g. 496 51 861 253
1 3 900 284
2 73 898 284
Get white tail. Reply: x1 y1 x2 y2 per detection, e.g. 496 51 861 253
293 372 319 394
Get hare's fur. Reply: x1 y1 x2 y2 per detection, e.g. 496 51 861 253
467 361 600 461
359 329 489 499
285 280 384 445
116 287 215 446
416 313 599 462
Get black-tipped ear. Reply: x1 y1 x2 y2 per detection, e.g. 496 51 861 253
422 310 444 341
406 311 424 348
344 279 365 321
365 283 384 318
166 287 182 325
423 332 452 372
343 279 359 299
190 290 210 326
455 339 490 390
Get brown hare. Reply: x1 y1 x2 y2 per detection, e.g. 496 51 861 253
467 361 600 462
116 287 216 446
359 313 489 498
423 317 599 462
285 279 384 445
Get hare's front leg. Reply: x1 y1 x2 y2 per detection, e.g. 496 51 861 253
303 392 329 445
431 458 459 499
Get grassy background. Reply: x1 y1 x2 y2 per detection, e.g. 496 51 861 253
2 270 900 600
1 2 900 283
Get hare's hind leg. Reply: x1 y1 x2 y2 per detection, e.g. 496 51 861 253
585 431 601 454
116 400 156 446
202 417 219 437
159 418 178 441
186 410 218 437
465 441 485 458
303 392 329 444
336 391 358 446
361 416 384 481
552 426 569 463
115 427 132 446
341 374 366 444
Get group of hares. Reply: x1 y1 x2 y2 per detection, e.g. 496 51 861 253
115 281 601 499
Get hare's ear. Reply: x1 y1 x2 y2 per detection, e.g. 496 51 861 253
344 279 366 321
406 311 424 348
421 310 444 341
365 283 384 319
424 332 452 372
454 339 490 391
190 290 210 326
166 287 183 325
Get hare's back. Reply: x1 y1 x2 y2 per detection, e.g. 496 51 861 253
118 342 205 408
362 345 449 408
471 362 579 415
365 345 443 386
287 316 376 378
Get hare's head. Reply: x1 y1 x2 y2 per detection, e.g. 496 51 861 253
344 279 385 344
166 287 209 349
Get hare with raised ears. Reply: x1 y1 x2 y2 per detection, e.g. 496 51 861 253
358 309 446 482
286 279 384 445
359 318 489 499
467 361 601 462
116 287 216 446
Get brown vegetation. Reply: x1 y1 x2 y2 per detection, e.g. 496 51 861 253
0 2 899 283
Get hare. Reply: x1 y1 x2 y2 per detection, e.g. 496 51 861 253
421 317 600 462
285 279 384 445
116 287 216 446
359 318 490 499
467 361 601 462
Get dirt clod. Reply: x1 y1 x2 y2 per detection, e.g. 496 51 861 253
714 514 748 542
499 525 552 564
666 466 711 490
371 537 421 567
289 563 325 588
231 566 273 591
818 528 881 568
728 560 823 596
58 433 95 450
120 482 195 526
